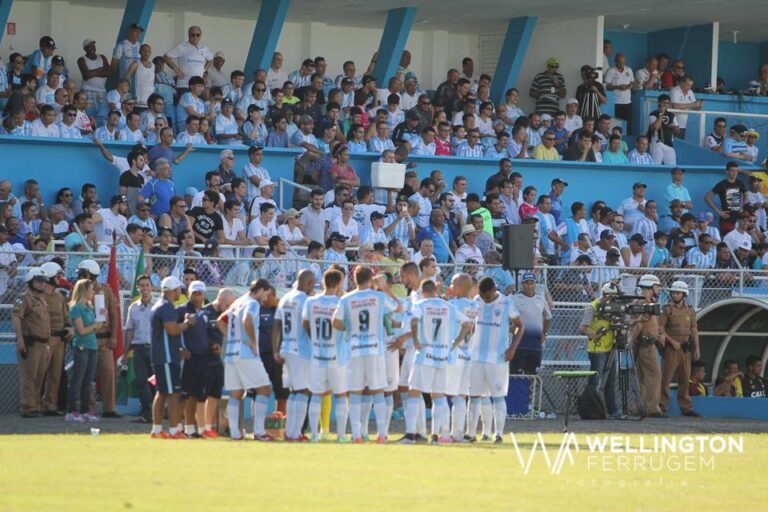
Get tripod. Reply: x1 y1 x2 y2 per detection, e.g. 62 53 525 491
599 330 646 419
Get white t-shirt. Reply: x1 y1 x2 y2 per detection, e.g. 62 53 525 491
330 217 359 241
247 219 277 241
669 86 696 129
604 66 634 104
164 41 214 89
278 223 304 243
221 217 245 258
353 203 387 233
94 208 128 244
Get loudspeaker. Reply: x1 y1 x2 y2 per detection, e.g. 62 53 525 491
501 224 535 271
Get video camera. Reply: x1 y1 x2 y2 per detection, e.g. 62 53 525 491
582 65 600 81
595 280 660 349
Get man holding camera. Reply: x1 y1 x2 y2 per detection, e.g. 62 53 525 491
575 65 607 121
578 281 620 418
631 274 665 418
659 281 701 417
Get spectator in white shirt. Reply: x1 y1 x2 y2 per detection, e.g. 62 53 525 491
329 199 360 246
58 105 82 139
35 70 60 106
564 97 583 134
634 56 660 91
29 105 60 138
670 76 702 139
163 26 213 92
604 53 634 125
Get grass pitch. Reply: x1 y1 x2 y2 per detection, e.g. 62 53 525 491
1 433 766 512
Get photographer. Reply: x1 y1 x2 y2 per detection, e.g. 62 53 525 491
630 274 666 418
578 281 620 418
659 281 701 417
575 65 607 121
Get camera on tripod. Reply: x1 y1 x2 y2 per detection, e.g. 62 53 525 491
595 280 660 349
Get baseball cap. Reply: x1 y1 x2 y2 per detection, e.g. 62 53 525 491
738 239 753 251
52 56 65 65
731 124 747 134
82 39 96 48
221 98 233 107
188 280 207 294
600 229 615 240
161 276 182 291
521 271 537 282
185 187 198 196
632 182 647 189
129 23 145 32
110 194 127 206
541 113 552 122
328 231 346 242
341 77 354 86
370 211 386 221
522 214 539 223
40 36 56 48
214 51 225 59
629 233 646 245
698 212 714 222
547 57 560 66
566 97 579 105
405 72 418 82
406 110 420 121
551 178 569 187
284 208 299 219
259 179 275 189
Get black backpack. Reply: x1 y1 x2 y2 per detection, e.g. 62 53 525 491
577 385 607 420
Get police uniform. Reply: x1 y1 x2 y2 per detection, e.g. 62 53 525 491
580 299 618 416
12 289 51 416
634 314 663 417
659 302 697 413
43 288 70 414
93 283 118 414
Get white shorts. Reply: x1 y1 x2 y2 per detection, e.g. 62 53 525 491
445 364 471 397
282 353 311 391
384 347 399 392
469 362 509 397
398 346 417 388
347 355 387 392
309 365 348 395
224 358 270 391
409 363 449 395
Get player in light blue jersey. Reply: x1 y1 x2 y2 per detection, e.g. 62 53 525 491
447 273 480 443
216 279 272 441
332 266 401 443
468 277 524 443
303 269 349 442
401 280 472 444
272 270 316 442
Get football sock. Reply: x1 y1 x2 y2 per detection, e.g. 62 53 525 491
308 395 323 437
320 394 332 434
373 393 388 439
492 396 507 437
285 394 297 439
451 397 467 440
253 395 268 436
184 424 196 435
417 395 427 436
405 396 419 434
335 396 348 438
360 394 373 437
227 399 241 439
434 397 449 438
349 394 362 440
481 397 493 437
385 394 394 433
294 394 309 437
467 398 480 438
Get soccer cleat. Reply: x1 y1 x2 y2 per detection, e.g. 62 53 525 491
353 437 363 444
337 435 351 444
398 434 416 444
494 435 503 444
150 431 171 439
296 434 310 443
189 432 203 439
171 432 189 439
438 436 453 445
65 412 84 423
253 433 275 442
481 434 491 442
430 434 439 444
230 435 244 441
414 433 428 443
464 435 476 443
376 436 386 444
682 410 702 418
201 429 219 439
102 411 122 419
310 434 320 443
83 412 100 422
452 437 468 444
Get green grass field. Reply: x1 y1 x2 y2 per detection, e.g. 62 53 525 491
1 433 766 511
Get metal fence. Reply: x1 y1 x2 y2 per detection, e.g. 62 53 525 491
2 248 767 415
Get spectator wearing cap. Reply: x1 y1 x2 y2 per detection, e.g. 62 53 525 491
623 233 649 268
563 97 582 134
207 51 227 88
529 57 567 115
176 75 208 134
455 224 484 264
164 26 213 93
361 211 388 246
25 36 57 85
694 211 721 243
392 110 422 148
78 39 110 118
686 232 716 270
277 208 308 246
722 124 751 161
325 230 349 267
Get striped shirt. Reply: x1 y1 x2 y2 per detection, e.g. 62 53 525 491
454 141 484 158
470 294 520 365
333 289 399 358
223 295 261 362
530 72 565 114
450 297 479 367
628 149 654 165
411 298 469 368
303 294 348 368
686 247 716 269
632 216 657 248
276 289 311 359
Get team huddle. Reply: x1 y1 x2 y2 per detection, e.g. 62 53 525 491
149 261 525 444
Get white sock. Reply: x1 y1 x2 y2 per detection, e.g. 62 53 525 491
493 396 507 437
169 426 179 436
399 391 408 411
467 398 480 438
373 394 388 439
184 424 196 435
451 397 467 440
294 394 309 437
204 423 213 431
286 394 297 439
253 395 268 436
227 399 241 439
349 394 362 440
431 401 437 436
433 397 448 438
360 395 373 437
308 395 322 437
481 397 493 437
335 396 348 438
417 395 427 437
405 396 419 435
151 424 162 434
385 394 394 433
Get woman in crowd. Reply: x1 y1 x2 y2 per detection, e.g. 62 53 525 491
329 144 360 189
55 187 76 224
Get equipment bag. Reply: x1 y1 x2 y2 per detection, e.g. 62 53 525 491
577 385 607 420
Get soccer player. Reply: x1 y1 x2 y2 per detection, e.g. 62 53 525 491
273 270 316 442
468 277 524 443
179 280 211 438
200 288 236 438
447 273 479 442
217 279 273 441
303 269 349 442
332 266 401 443
401 280 472 444
150 276 193 439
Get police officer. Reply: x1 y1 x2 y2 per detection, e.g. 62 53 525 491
77 259 122 418
659 280 701 417
41 262 73 416
578 281 620 418
12 267 51 417
631 274 666 418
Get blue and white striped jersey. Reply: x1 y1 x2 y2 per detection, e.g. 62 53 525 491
276 289 311 360
470 294 521 365
303 294 348 368
224 295 260 362
333 289 398 358
411 298 469 368
451 297 479 368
